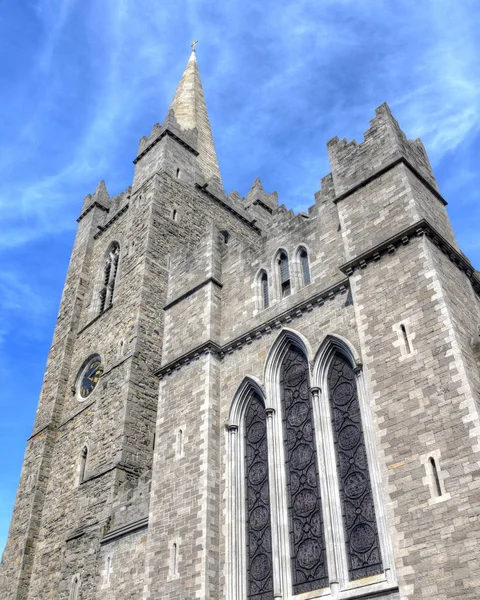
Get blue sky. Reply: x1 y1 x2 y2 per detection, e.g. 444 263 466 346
1 0 479 555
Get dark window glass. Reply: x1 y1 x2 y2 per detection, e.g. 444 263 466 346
278 253 291 297
280 346 328 594
300 250 311 285
261 273 269 309
245 393 274 600
328 354 382 580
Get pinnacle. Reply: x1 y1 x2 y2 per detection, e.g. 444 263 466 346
164 50 224 193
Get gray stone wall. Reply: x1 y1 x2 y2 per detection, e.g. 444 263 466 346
2 95 479 600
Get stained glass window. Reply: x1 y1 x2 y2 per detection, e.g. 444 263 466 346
280 346 328 594
328 354 382 580
245 393 274 600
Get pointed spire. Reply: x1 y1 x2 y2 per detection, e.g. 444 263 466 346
165 48 224 194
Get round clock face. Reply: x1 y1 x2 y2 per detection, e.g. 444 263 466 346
79 357 103 399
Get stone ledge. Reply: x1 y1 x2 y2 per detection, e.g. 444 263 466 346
339 218 480 295
133 128 198 165
333 156 447 206
101 516 149 545
93 203 129 240
155 278 349 377
164 277 223 311
77 201 110 222
77 304 113 336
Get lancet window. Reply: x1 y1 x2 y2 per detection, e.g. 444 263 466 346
245 393 274 600
260 271 269 310
99 242 120 313
277 251 291 298
299 248 311 286
280 345 328 593
327 353 382 580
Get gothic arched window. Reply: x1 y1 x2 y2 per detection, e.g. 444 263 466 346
99 242 120 313
280 345 328 594
299 248 311 286
259 271 269 310
245 392 274 600
277 251 291 298
327 353 382 580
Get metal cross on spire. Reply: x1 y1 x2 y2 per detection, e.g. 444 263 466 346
191 40 198 52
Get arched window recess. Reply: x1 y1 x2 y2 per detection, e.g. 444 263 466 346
276 250 291 298
296 245 311 287
312 334 396 589
256 269 270 311
99 242 120 314
226 377 276 600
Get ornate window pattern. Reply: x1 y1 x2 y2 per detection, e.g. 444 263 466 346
278 252 291 298
299 249 311 286
328 354 382 580
280 346 328 594
99 242 120 313
245 393 274 600
260 272 269 309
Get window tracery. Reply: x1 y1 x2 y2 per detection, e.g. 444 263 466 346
327 353 382 580
245 393 274 600
280 345 328 594
99 242 120 313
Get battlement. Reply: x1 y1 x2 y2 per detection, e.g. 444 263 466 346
327 103 438 197
135 110 198 163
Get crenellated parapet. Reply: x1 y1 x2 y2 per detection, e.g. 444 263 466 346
327 103 438 197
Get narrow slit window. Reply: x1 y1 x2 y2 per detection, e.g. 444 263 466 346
105 556 112 583
429 457 442 497
172 543 178 576
80 447 88 483
400 324 411 354
177 429 183 457
176 168 180 178
299 249 311 285
172 208 178 221
278 252 291 298
260 271 269 309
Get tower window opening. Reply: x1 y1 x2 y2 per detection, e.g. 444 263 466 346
172 543 178 576
299 248 311 286
400 324 411 354
260 271 269 309
177 429 183 457
176 168 180 178
99 242 120 314
105 555 112 583
278 252 291 298
429 457 442 497
79 446 88 484
172 208 178 221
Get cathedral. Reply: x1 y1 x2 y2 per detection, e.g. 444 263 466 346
1 48 480 600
